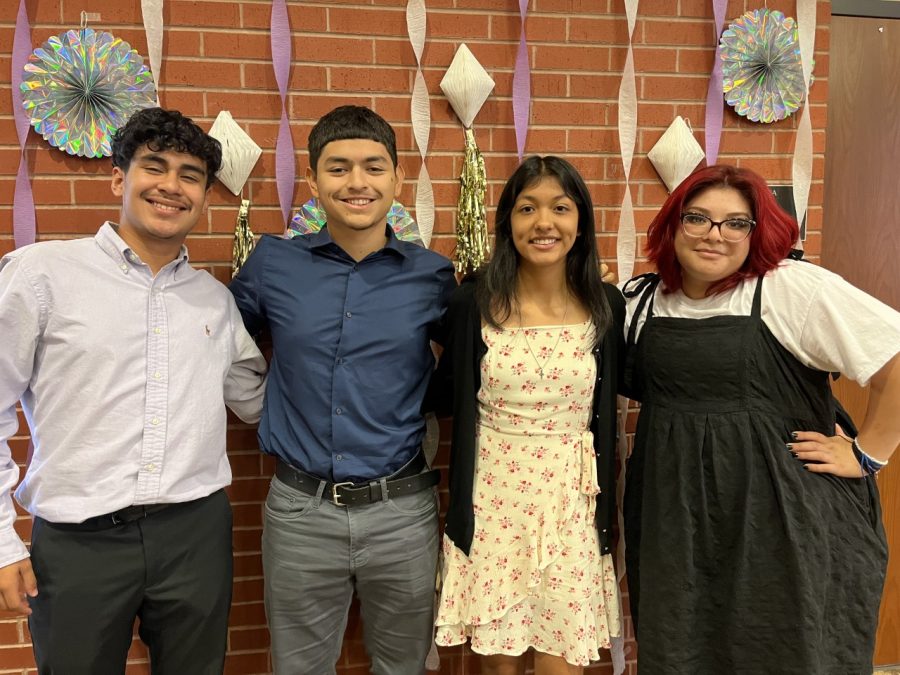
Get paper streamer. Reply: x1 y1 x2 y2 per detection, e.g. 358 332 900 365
12 0 35 250
407 0 434 247
792 0 816 243
615 0 639 283
271 0 294 227
512 0 531 161
140 0 163 104
612 6 638 674
704 0 728 165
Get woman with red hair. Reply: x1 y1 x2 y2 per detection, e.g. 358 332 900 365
622 164 900 673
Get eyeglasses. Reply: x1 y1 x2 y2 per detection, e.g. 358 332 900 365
680 213 756 243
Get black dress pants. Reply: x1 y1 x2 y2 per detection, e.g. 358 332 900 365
28 489 233 675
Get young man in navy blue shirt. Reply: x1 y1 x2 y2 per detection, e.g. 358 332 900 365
230 106 456 675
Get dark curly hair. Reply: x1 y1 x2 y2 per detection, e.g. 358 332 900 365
307 105 398 172
110 108 222 187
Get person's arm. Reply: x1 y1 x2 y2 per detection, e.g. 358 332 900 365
223 298 268 424
0 256 41 613
781 268 900 477
792 353 900 477
428 262 458 349
228 236 269 340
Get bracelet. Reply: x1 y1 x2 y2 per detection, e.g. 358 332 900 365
851 438 889 476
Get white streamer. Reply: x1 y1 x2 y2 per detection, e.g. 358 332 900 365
407 0 434 246
616 0 639 282
141 0 164 104
613 6 639 673
792 0 816 243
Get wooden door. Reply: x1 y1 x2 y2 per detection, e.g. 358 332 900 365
822 13 900 666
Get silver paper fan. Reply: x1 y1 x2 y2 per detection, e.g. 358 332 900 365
720 9 807 124
20 28 157 158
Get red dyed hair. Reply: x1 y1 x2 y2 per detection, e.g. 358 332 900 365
645 165 800 295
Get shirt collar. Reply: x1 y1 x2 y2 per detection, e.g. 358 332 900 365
95 222 190 272
308 224 407 259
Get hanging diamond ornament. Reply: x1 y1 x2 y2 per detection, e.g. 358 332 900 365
209 111 262 196
440 44 494 274
647 117 705 192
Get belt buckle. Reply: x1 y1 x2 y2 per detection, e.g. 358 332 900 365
110 505 145 525
331 482 354 507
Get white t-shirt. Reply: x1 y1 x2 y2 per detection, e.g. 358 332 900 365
622 259 900 387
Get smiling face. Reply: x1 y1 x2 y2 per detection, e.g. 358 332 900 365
510 176 580 274
306 138 404 239
111 145 211 253
674 185 753 298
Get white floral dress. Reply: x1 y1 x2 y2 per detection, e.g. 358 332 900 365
435 321 621 666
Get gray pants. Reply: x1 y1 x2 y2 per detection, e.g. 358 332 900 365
262 474 439 675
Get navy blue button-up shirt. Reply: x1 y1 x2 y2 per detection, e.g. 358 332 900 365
230 227 456 482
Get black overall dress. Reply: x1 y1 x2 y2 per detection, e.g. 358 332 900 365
622 273 887 675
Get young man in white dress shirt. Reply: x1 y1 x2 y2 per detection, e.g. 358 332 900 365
0 107 267 673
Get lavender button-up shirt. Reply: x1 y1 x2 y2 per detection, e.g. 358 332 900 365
0 223 267 567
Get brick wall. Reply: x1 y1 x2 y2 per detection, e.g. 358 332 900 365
0 0 831 673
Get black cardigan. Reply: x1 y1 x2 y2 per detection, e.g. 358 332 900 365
431 278 626 557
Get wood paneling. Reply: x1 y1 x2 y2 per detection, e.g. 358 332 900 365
823 14 900 666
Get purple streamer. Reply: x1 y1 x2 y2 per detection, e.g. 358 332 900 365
271 0 294 226
12 0 35 249
512 0 530 162
703 0 728 166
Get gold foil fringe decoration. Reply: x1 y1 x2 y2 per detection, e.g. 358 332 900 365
454 127 490 274
231 198 254 278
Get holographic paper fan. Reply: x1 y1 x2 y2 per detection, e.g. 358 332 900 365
20 28 157 158
286 199 423 245
720 9 807 124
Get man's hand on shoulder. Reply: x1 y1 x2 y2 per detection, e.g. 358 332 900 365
0 558 37 615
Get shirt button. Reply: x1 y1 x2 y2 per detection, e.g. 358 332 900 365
151 417 160 425
154 327 162 334
145 463 156 472
153 371 162 379
336 454 343 461
335 408 343 415
337 357 344 365
345 311 352 318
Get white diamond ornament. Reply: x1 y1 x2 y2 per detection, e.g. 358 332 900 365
647 116 706 192
440 44 495 129
208 110 262 195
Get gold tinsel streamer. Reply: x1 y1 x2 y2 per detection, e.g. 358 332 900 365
231 198 254 278
454 127 490 273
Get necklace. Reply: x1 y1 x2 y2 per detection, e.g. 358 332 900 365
517 295 568 379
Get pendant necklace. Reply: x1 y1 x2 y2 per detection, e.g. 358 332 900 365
517 294 569 379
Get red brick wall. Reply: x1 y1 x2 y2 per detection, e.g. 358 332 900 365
0 1 831 673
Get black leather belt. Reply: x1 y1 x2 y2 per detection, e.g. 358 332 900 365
43 503 176 531
275 453 440 507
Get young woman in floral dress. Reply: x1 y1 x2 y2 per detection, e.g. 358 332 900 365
432 156 624 674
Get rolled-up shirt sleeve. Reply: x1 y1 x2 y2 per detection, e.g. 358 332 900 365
0 255 41 567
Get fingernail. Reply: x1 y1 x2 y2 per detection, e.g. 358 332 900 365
791 452 799 458
791 432 798 440
786 443 793 450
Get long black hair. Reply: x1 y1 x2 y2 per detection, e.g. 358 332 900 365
475 155 612 342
